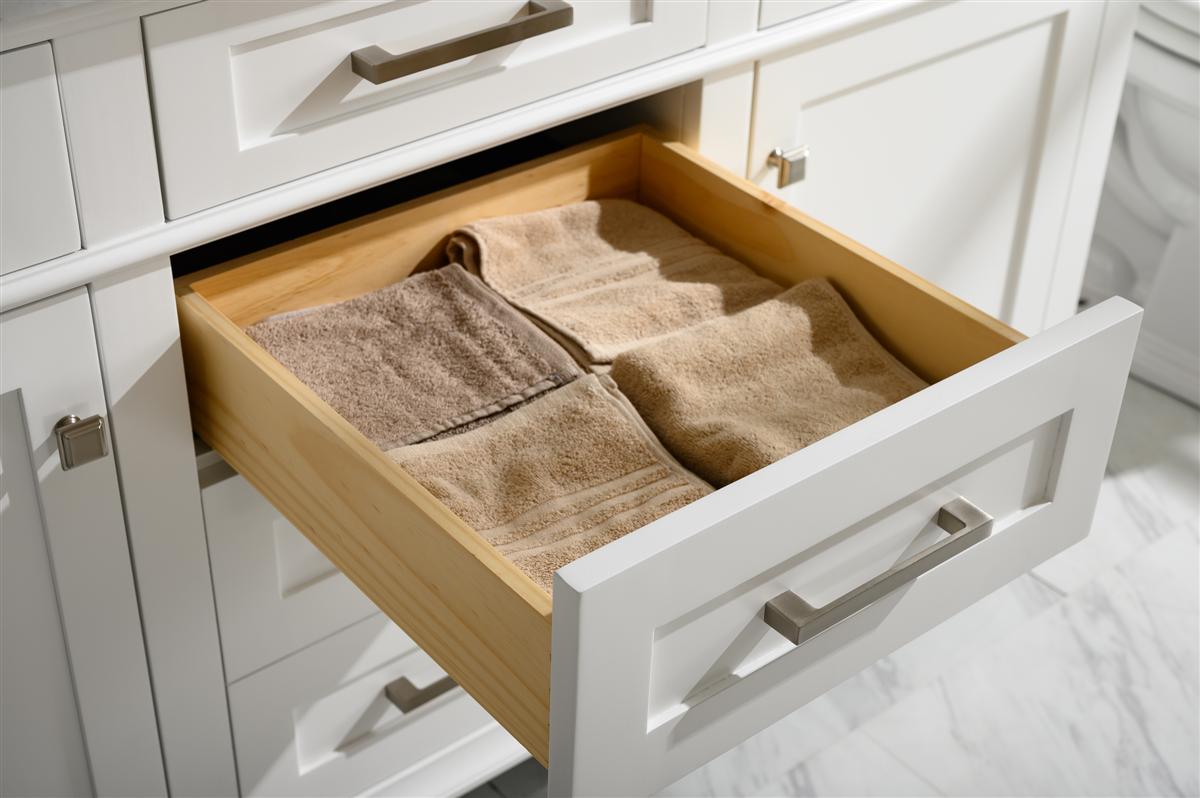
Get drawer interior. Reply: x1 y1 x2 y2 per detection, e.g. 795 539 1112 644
175 129 1023 764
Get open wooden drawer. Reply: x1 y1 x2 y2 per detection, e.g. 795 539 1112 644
176 130 1141 796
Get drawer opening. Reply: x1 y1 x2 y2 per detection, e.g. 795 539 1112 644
176 128 1024 765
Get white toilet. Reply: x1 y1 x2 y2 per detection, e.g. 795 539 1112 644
1084 0 1199 405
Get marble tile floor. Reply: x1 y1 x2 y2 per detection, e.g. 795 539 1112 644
464 379 1199 798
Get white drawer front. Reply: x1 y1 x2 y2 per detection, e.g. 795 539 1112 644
144 0 706 217
549 299 1141 795
758 0 850 29
0 44 80 273
229 614 508 797
200 461 379 681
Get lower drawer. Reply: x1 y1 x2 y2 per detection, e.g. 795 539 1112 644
199 457 378 681
229 613 519 797
177 130 1141 795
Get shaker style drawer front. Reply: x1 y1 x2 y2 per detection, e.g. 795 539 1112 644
228 614 507 797
0 43 81 274
143 0 706 217
175 131 1140 796
199 460 380 682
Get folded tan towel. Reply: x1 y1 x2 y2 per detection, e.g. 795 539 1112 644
610 279 928 487
388 375 712 594
447 198 782 365
245 264 582 449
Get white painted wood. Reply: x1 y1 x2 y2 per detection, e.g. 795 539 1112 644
0 0 928 313
199 463 381 682
0 288 166 797
0 0 193 51
88 259 238 797
680 63 757 177
363 724 527 798
759 0 849 30
748 0 1106 332
54 20 164 246
0 43 80 274
706 0 760 43
549 298 1141 796
228 613 517 798
1043 0 1138 328
0 393 92 798
144 0 707 217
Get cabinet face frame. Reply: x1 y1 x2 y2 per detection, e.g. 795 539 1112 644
176 131 1138 793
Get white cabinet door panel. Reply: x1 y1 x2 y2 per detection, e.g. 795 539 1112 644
0 289 164 797
749 1 1104 332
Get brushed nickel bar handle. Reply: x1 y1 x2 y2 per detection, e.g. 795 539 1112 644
767 145 809 188
763 497 993 646
384 674 457 713
350 0 573 85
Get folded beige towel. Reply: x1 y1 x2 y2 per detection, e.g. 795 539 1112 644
245 264 582 449
388 375 712 594
447 199 782 364
610 279 927 487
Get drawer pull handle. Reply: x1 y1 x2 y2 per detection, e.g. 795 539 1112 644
53 414 109 471
384 674 457 713
767 145 809 188
350 0 574 85
763 497 993 646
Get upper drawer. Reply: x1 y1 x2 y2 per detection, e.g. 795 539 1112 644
758 0 849 29
143 0 706 217
0 43 81 274
175 130 1141 796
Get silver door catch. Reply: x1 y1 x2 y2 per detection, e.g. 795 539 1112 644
54 414 108 471
768 145 809 188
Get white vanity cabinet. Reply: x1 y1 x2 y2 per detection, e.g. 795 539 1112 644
0 289 165 797
0 1 1139 796
748 1 1109 333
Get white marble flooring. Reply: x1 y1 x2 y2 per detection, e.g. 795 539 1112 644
464 379 1199 798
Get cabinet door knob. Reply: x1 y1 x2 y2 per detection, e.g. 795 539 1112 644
53 414 108 471
768 145 809 188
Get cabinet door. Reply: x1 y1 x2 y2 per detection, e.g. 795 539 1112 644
0 289 165 797
749 1 1104 332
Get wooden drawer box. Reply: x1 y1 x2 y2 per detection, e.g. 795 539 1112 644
143 0 705 217
176 130 1140 796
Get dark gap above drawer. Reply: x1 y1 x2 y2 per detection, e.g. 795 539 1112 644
171 97 678 277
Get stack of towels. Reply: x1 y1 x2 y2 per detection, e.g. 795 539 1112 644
246 199 925 594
